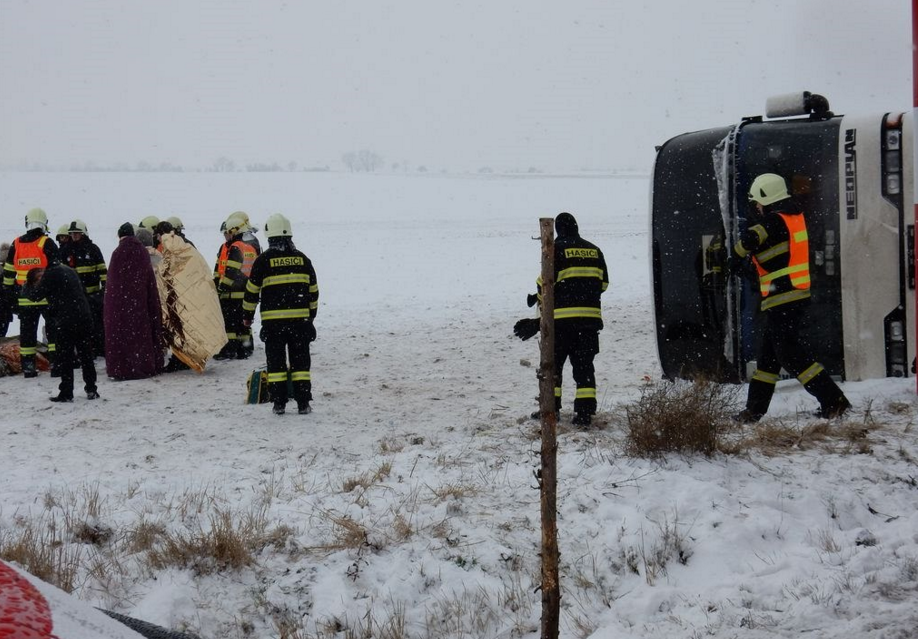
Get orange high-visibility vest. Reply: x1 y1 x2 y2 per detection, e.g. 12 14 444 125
753 212 810 297
12 235 49 284
216 241 256 278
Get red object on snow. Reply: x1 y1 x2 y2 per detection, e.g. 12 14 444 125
0 562 55 639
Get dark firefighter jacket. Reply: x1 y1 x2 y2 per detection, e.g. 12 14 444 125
2 229 59 307
536 234 609 330
734 209 811 311
27 263 92 328
214 235 257 300
242 246 319 324
60 236 107 295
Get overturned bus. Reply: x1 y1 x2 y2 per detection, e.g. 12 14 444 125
651 92 914 383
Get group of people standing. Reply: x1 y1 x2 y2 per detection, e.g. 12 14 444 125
2 208 320 416
4 176 850 422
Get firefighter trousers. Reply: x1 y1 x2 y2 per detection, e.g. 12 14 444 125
554 322 600 417
17 304 48 373
745 303 847 416
54 322 98 397
262 321 312 407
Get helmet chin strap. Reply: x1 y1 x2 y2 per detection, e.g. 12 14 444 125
26 222 46 231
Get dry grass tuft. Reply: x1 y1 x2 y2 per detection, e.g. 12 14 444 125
0 513 83 592
145 507 272 575
618 379 739 458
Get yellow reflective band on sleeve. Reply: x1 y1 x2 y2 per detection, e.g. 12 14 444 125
601 281 609 292
84 285 102 294
557 266 605 282
246 280 261 293
261 308 310 321
760 288 811 310
19 346 37 356
575 388 596 399
554 306 602 320
225 292 245 299
554 387 562 398
797 363 824 385
755 241 789 264
262 273 311 287
225 259 243 269
18 298 48 306
47 343 56 352
290 371 311 382
75 265 96 273
309 285 319 294
219 277 233 287
267 371 289 383
751 225 767 244
734 241 749 258
225 332 238 339
242 301 257 312
2 263 14 272
309 301 318 310
751 369 779 385
2 277 14 287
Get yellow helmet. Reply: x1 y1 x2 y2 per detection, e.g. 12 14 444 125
56 224 70 237
748 173 790 206
138 215 160 229
25 208 48 230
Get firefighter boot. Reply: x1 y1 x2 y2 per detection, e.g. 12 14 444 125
736 374 777 423
21 358 37 379
272 401 286 415
49 393 73 403
297 401 311 415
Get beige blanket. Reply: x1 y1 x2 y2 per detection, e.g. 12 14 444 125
157 233 227 372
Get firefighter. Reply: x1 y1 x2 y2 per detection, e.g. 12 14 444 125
26 262 99 402
55 225 72 253
1 208 59 378
731 173 851 422
65 220 107 356
213 212 258 359
517 212 609 427
0 243 10 338
242 214 318 415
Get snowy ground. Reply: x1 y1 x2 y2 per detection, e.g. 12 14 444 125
1 172 917 639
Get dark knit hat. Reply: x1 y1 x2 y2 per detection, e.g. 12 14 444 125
555 212 579 237
118 222 135 238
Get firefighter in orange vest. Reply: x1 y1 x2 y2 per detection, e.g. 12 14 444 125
1 208 60 377
731 173 850 422
213 212 258 359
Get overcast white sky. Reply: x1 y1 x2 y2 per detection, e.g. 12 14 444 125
0 0 911 172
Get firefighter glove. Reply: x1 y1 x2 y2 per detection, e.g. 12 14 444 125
513 318 540 341
526 293 538 308
306 321 317 342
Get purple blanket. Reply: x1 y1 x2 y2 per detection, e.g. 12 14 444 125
103 236 163 380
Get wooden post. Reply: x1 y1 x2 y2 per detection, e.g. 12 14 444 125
537 217 560 639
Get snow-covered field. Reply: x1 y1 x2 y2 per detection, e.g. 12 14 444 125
1 172 917 639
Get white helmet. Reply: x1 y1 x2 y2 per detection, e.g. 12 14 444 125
748 173 790 206
166 216 184 231
56 224 71 238
224 212 247 236
25 208 48 231
264 214 292 238
68 219 88 234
